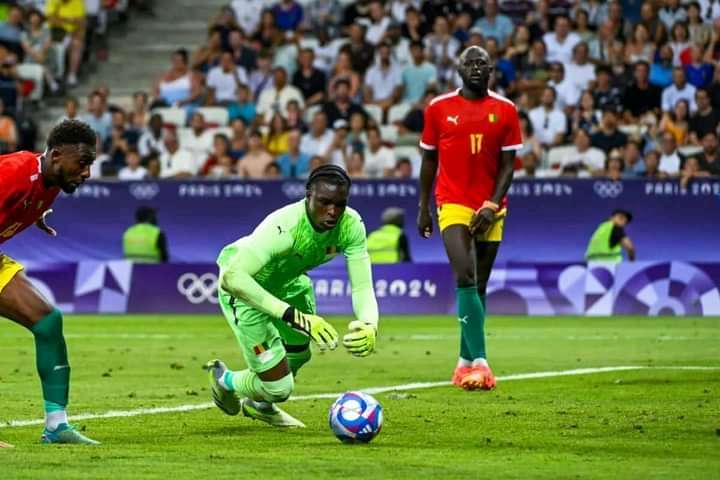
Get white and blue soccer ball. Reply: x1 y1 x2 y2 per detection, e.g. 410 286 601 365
328 391 383 443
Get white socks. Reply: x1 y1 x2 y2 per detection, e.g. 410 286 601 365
46 410 68 431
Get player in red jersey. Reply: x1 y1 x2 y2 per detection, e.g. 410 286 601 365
0 120 100 444
417 46 522 391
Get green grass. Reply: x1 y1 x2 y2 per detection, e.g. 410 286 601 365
0 315 719 479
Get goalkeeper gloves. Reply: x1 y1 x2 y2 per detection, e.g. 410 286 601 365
342 320 377 357
282 307 338 351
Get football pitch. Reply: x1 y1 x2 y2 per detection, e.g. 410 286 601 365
1 315 718 479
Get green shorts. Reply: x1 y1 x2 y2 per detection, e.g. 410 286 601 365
218 276 315 373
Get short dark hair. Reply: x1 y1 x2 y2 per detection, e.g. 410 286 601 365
47 120 97 149
173 48 188 64
136 206 157 224
306 164 352 191
334 78 351 89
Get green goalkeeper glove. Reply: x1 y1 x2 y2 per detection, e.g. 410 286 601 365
342 320 377 357
282 307 338 351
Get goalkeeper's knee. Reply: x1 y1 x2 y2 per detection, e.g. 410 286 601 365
259 373 294 403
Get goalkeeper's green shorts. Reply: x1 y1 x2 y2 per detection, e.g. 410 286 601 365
218 276 315 373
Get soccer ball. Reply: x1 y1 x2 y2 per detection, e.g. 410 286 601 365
328 391 383 443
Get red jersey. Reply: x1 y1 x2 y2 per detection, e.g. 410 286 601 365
0 151 60 245
420 89 522 210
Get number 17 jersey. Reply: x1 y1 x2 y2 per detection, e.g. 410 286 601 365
420 89 522 210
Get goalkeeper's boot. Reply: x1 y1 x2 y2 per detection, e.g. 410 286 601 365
452 365 472 387
460 364 496 391
41 424 100 445
204 359 240 416
240 399 306 428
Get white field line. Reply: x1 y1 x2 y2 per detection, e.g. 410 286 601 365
2 365 718 429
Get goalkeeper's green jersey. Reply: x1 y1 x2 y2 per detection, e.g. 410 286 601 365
217 199 379 327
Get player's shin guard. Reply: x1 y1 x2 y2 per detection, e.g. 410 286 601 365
284 343 311 377
456 286 487 360
31 309 70 408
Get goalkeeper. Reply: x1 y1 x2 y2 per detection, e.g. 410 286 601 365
205 165 379 427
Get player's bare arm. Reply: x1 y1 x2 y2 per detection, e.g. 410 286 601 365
417 147 438 238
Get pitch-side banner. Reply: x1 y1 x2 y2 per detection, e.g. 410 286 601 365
3 179 720 263
21 261 720 316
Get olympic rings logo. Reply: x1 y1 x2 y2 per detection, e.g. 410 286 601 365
129 182 160 200
177 272 218 304
281 182 306 199
593 181 623 198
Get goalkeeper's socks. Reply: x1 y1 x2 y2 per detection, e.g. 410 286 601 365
44 401 68 431
456 286 487 360
472 358 489 368
221 370 234 391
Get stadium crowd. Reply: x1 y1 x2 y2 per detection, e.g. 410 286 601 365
5 0 720 183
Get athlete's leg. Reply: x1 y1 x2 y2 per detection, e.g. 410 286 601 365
0 260 98 444
474 241 501 306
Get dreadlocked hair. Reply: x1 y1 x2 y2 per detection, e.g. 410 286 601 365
47 119 97 149
305 164 352 191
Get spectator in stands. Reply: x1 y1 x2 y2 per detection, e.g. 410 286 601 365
102 109 138 175
543 15 580 65
474 0 514 47
153 49 191 108
344 21 374 75
228 118 248 159
623 139 646 176
272 0 303 32
650 43 674 88
603 149 625 181
202 133 236 178
129 91 149 131
256 66 304 120
660 98 690 145
363 0 391 46
698 131 720 175
285 99 306 132
209 5 240 47
625 23 655 64
303 0 343 36
228 28 257 73
160 128 198 178
263 161 282 178
687 2 712 46
559 128 606 174
680 155 708 187
326 118 350 167
0 98 17 153
571 90 601 134
658 131 683 175
248 50 273 99
184 112 214 161
685 44 713 88
191 27 223 73
591 108 628 153
593 66 622 112
300 110 334 158
272 29 300 78
529 86 567 148
517 112 543 160
45 0 85 87
364 125 395 178
21 9 60 94
123 206 169 263
264 112 290 157
207 50 249 106
623 61 663 122
689 88 719 143
292 48 326 106
662 67 697 112
58 96 80 123
322 78 366 127
117 148 148 181
660 0 687 30
505 24 531 69
238 129 274 178
639 2 666 43
669 22 691 65
277 128 310 178
402 41 438 104
252 10 280 51
364 42 403 120
588 21 614 64
138 113 166 158
346 150 367 178
231 0 264 38
401 6 429 43
640 149 666 178
328 50 361 101
312 27 340 74
146 154 161 179
81 91 111 142
515 151 547 178
399 87 437 135
424 15 459 86
393 157 413 178
225 83 255 126
566 42 595 92
548 62 580 112
0 5 24 60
